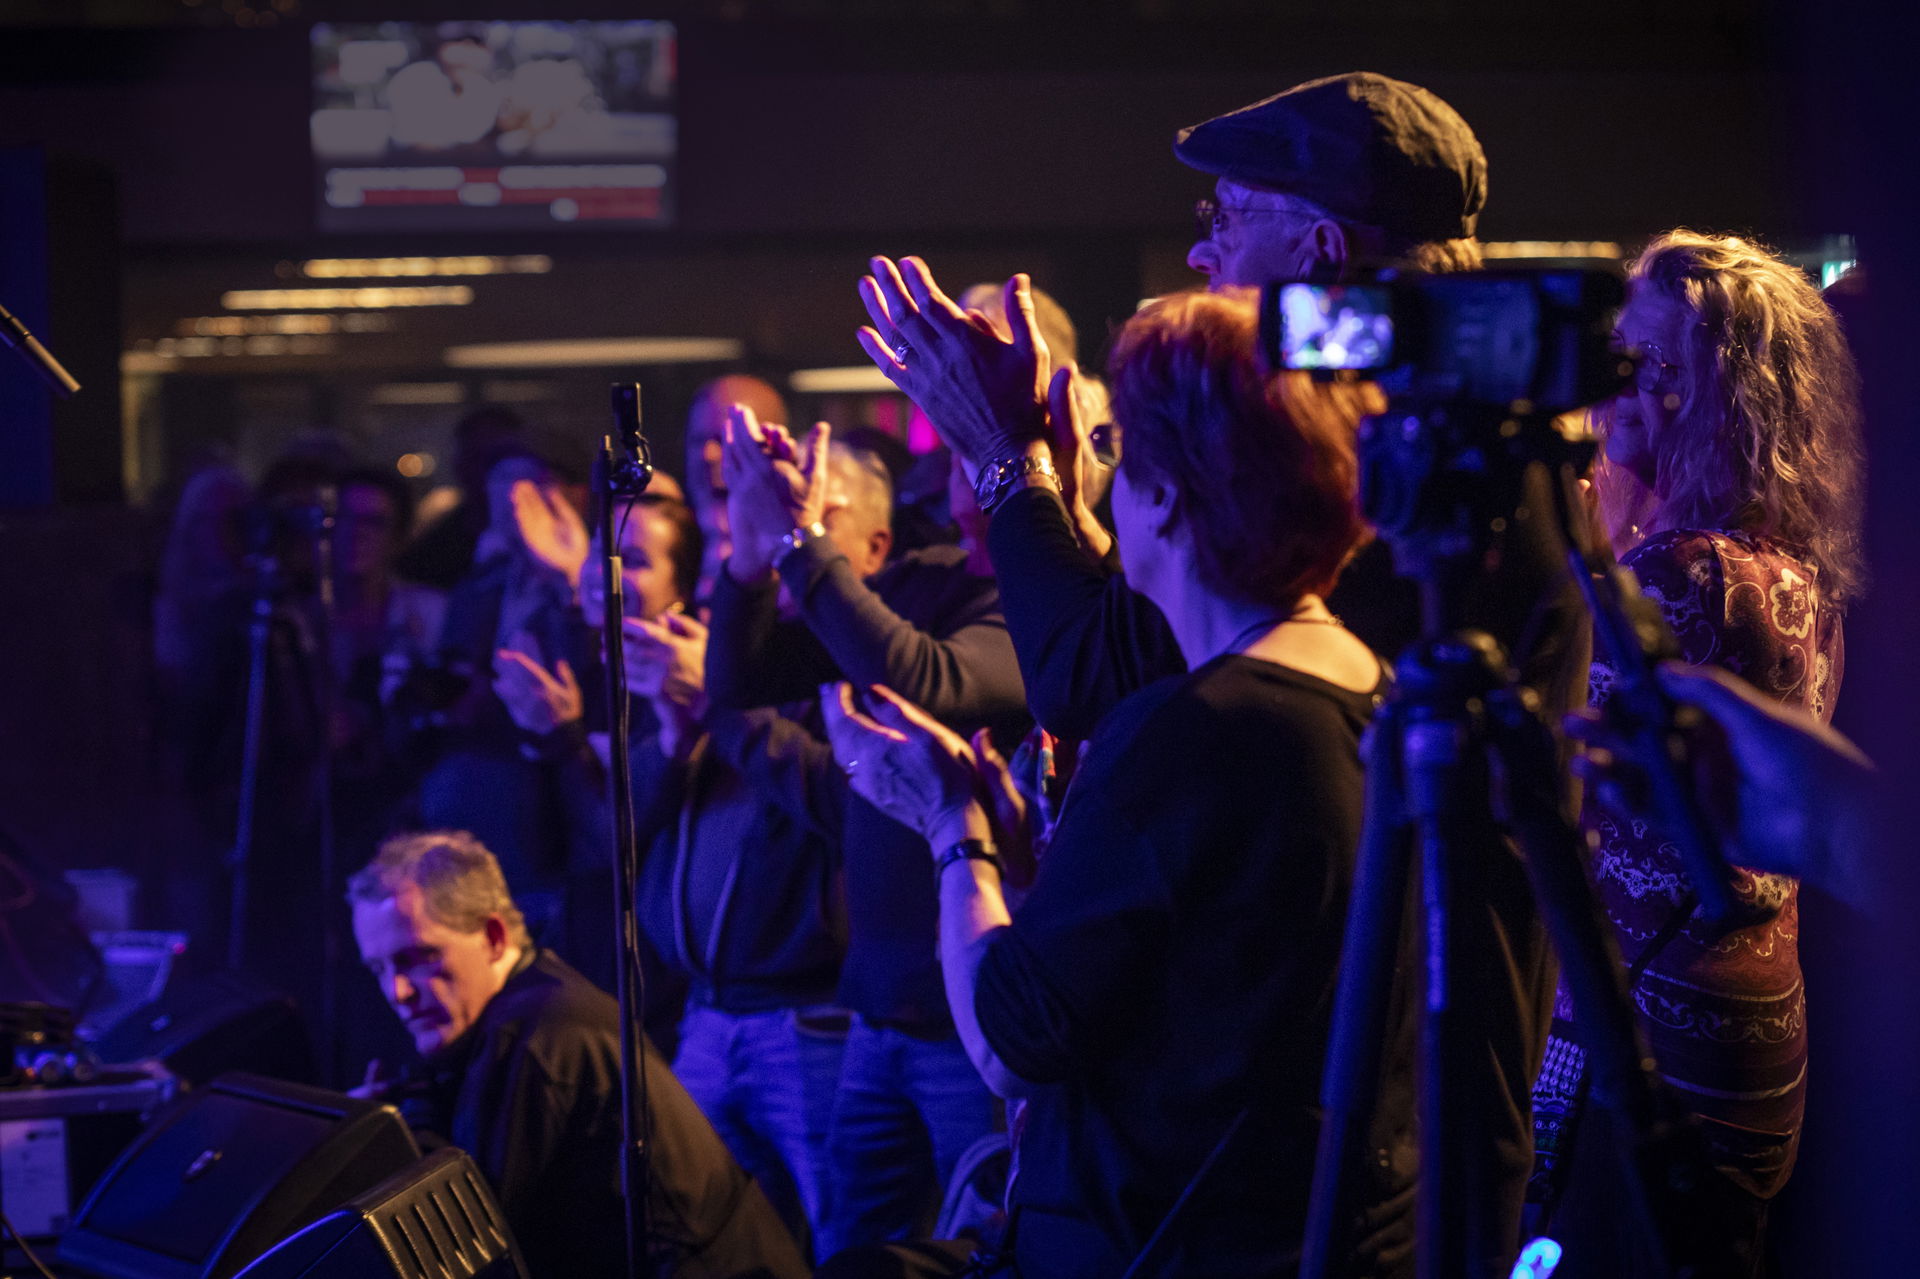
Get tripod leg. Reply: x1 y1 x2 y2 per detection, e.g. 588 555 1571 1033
1301 707 1416 1279
1403 706 1506 1279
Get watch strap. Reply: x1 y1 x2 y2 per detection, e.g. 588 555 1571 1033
937 837 1004 879
975 453 1061 516
776 520 829 563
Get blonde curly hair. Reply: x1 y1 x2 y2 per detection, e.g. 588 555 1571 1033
1619 230 1866 603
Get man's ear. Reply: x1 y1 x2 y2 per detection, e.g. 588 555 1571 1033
867 526 894 571
483 915 512 962
1308 219 1352 278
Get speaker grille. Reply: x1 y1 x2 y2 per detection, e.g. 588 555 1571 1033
369 1151 519 1279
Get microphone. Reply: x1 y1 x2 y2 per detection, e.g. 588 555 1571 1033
607 381 653 497
0 299 81 398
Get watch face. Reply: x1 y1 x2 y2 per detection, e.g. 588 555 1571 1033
974 461 1006 506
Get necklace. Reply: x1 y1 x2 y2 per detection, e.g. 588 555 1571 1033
1225 604 1344 654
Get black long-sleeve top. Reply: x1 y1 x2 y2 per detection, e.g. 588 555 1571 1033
707 541 1028 1031
975 656 1416 1279
982 468 1586 1266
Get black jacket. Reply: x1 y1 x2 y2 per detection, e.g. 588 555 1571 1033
403 949 807 1279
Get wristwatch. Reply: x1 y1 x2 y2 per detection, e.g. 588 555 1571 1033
973 452 1060 516
777 520 829 562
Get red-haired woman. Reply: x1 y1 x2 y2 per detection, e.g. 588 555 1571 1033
824 289 1414 1278
1533 231 1866 1274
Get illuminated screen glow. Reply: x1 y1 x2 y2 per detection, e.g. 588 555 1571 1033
311 20 676 232
1278 283 1396 371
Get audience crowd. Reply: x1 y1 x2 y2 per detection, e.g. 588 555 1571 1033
144 70 1872 1279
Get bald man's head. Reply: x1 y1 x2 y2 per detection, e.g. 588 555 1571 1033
687 375 788 510
686 375 788 596
824 440 894 579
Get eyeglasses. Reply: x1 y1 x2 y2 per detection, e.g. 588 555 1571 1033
1089 421 1120 468
1192 197 1304 241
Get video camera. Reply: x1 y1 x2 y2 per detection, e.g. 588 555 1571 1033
1259 266 1630 558
1259 266 1628 415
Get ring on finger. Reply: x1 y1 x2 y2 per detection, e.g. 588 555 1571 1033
892 338 911 363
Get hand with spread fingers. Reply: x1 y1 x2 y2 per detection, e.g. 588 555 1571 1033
856 255 1051 478
721 401 832 585
493 643 583 736
621 610 708 711
821 682 985 846
1567 661 1875 904
510 476 589 589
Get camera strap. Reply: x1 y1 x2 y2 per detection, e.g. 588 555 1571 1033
1117 1107 1251 1279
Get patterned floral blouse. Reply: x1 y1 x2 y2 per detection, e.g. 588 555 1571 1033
1532 527 1842 1202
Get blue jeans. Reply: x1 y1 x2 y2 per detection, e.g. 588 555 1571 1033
819 1019 1001 1258
672 1002 847 1259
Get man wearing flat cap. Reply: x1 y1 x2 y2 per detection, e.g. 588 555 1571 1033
859 70 1581 1277
1178 71 1489 284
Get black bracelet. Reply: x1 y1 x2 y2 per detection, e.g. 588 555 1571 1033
937 838 1003 880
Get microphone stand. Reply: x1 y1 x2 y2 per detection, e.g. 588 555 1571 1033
227 545 280 970
308 489 344 1078
0 298 80 397
598 383 655 1279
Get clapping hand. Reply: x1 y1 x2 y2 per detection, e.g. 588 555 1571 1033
822 683 983 844
1046 366 1115 561
510 477 589 588
621 610 708 710
492 636 583 736
857 257 1051 481
721 402 832 584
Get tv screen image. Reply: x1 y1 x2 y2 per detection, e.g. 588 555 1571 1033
311 20 677 232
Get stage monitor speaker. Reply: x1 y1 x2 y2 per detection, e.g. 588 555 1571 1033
94 971 314 1086
234 1147 530 1279
57 1072 419 1279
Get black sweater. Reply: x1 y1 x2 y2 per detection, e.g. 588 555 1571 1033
982 474 1587 1267
706 542 1028 1032
977 657 1414 1279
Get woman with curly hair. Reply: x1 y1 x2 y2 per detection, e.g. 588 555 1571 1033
1533 231 1866 1274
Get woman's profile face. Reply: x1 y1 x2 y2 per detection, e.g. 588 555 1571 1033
1606 284 1699 493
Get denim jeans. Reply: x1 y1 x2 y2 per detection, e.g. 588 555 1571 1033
673 1001 847 1259
819 1018 1001 1259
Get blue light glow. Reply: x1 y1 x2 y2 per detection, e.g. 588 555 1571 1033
1510 1237 1564 1279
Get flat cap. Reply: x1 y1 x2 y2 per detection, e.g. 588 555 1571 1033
1175 71 1487 243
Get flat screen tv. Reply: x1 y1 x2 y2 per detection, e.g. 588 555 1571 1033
311 20 676 233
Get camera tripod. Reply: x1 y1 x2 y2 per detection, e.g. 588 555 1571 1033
1298 408 1753 1279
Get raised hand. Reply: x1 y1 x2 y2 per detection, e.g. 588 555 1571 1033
857 257 1050 478
510 477 589 588
722 402 831 584
1046 366 1116 561
492 643 583 735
